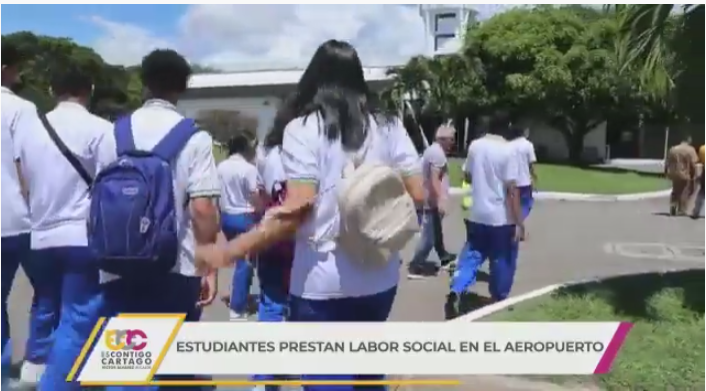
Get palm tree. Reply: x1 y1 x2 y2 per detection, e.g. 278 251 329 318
612 4 704 121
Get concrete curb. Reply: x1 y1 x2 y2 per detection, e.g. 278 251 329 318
448 187 670 202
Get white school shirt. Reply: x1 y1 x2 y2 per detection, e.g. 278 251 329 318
16 101 111 249
1 87 32 237
261 146 286 197
421 142 449 209
96 99 220 279
464 135 520 226
281 114 420 299
509 137 537 187
217 154 259 215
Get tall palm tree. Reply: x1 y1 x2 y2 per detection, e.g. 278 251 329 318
613 4 704 121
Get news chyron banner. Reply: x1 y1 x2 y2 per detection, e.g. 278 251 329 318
72 315 632 386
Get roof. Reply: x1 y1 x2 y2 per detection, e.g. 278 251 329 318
187 66 394 90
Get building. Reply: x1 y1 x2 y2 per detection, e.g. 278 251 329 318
419 4 477 56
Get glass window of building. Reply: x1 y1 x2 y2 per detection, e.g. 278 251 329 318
434 12 458 35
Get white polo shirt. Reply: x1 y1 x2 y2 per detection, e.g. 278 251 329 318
282 114 420 299
217 154 259 215
96 99 220 278
261 146 286 198
464 135 520 226
509 137 537 187
1 87 32 237
15 101 111 249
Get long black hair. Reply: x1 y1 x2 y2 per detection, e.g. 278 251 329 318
267 40 388 152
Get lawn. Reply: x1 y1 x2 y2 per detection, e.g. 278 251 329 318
448 160 669 194
484 270 705 390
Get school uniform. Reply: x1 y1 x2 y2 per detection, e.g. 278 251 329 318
95 99 220 391
450 135 520 301
217 154 260 319
509 137 537 220
281 115 420 391
1 86 33 386
15 101 111 390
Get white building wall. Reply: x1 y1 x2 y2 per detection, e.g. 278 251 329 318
177 96 280 141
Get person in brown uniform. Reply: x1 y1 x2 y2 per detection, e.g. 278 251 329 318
665 134 698 216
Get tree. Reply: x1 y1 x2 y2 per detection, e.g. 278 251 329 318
196 110 258 144
612 4 704 124
464 6 639 162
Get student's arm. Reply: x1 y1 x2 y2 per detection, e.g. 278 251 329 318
504 150 523 235
527 142 538 184
389 118 424 205
187 132 221 246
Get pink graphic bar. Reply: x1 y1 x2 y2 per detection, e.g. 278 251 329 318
594 322 633 374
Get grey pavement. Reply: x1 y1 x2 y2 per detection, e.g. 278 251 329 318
6 196 705 390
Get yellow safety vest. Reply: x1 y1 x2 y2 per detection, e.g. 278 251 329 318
461 181 473 211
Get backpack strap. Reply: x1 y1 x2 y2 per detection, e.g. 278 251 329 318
152 118 198 161
114 116 136 156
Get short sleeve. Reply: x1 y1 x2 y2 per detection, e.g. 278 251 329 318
186 131 221 198
503 149 520 185
386 118 420 176
526 141 537 164
281 118 319 182
427 145 447 169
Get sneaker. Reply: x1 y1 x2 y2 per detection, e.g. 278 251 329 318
14 361 44 389
444 292 460 319
407 262 440 280
229 310 249 321
439 254 457 271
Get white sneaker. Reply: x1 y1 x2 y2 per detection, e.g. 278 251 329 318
229 310 249 321
17 361 45 387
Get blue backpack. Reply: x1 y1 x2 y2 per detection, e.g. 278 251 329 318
88 116 197 277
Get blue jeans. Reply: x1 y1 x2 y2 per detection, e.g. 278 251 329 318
519 186 534 220
289 287 397 391
450 221 517 301
222 213 258 315
410 209 450 265
1 233 30 385
101 273 206 391
32 246 103 391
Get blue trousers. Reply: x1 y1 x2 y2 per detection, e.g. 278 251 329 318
289 287 397 391
100 273 206 391
1 233 30 384
410 209 449 265
33 246 103 391
519 186 534 220
450 221 517 301
222 213 257 315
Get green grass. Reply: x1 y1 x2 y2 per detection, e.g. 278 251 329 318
484 270 705 390
448 161 669 194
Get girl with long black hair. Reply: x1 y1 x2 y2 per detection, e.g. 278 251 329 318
197 40 424 390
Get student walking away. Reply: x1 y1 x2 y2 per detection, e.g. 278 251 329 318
408 125 456 279
91 49 220 391
12 68 109 390
218 132 264 321
691 144 705 219
448 111 524 316
508 126 538 220
1 42 34 388
665 134 698 216
195 39 424 391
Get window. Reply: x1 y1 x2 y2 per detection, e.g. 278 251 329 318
434 34 456 52
434 12 458 35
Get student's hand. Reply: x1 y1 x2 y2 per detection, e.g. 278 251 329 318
196 271 218 308
195 243 231 273
514 224 526 242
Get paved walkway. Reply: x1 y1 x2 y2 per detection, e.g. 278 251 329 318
6 196 704 390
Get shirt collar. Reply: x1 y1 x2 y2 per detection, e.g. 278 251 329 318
56 101 88 112
1 86 13 95
143 99 177 111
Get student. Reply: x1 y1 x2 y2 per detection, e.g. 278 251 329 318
408 125 456 279
95 49 220 391
1 42 34 387
448 111 523 314
508 126 537 220
11 67 108 390
218 132 264 321
195 39 424 391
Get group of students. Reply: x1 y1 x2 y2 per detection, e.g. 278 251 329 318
2 36 532 391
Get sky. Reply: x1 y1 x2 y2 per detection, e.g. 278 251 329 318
2 4 517 71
